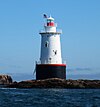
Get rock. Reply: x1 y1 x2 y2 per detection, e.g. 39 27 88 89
0 75 13 85
7 78 100 89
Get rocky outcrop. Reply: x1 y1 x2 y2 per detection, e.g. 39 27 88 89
7 78 100 88
0 75 13 85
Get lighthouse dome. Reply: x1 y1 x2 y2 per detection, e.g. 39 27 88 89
47 16 54 21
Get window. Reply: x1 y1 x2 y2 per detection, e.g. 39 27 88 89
49 58 51 60
53 50 57 55
55 50 57 55
45 41 49 47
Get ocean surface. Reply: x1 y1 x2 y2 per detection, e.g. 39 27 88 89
0 88 100 107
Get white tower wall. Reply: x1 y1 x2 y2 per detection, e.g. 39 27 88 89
40 33 62 64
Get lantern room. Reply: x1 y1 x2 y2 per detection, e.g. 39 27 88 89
44 16 56 32
47 16 55 26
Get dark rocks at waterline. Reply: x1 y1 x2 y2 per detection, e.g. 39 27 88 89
0 75 13 85
7 78 100 89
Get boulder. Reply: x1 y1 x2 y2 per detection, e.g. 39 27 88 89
0 75 13 85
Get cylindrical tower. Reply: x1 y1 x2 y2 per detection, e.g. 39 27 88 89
36 15 66 80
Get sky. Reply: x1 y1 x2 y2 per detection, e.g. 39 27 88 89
0 0 100 81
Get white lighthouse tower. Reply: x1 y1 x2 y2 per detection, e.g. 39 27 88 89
36 14 66 80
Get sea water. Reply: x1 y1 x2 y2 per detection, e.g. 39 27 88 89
0 88 100 107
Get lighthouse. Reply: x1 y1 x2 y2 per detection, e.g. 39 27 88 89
36 14 66 80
